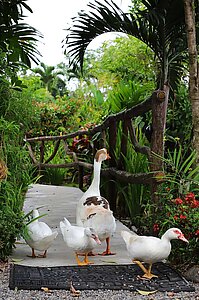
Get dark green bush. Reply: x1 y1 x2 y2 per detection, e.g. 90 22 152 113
0 206 24 260
0 117 36 260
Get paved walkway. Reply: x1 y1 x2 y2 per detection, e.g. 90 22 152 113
11 184 131 267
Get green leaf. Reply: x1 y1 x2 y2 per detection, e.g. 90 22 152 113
11 258 24 263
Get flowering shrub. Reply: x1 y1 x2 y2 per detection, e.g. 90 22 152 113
152 187 199 265
27 92 105 138
28 96 80 136
136 147 199 267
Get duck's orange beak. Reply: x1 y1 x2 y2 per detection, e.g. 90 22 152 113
106 153 111 160
93 235 101 245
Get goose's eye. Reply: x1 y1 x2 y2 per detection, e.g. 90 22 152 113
173 229 181 235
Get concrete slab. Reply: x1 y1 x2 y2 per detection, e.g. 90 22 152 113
11 184 132 267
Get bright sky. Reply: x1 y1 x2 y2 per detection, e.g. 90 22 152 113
25 0 131 66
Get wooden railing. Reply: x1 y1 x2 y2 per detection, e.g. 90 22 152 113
25 86 169 213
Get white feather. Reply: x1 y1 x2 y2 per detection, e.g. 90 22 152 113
25 209 58 252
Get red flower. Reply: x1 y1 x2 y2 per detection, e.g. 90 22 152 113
175 198 183 205
153 223 159 232
180 214 187 219
185 192 195 202
174 215 178 220
190 200 199 208
195 230 199 236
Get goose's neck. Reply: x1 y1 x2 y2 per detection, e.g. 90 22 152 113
161 231 172 242
89 160 102 194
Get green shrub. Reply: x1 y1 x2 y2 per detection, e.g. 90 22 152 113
0 118 36 260
166 84 192 151
29 95 80 136
0 79 11 118
0 206 25 260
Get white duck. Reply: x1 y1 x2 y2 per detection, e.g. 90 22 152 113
121 228 188 279
60 217 101 266
76 148 116 255
84 205 116 255
25 209 58 258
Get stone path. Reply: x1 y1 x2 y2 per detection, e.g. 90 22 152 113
11 184 132 267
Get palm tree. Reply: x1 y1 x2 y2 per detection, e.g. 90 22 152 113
33 63 56 91
33 62 66 96
63 0 199 158
63 0 189 90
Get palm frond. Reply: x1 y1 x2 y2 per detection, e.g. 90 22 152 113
63 0 139 68
63 0 189 88
0 22 42 67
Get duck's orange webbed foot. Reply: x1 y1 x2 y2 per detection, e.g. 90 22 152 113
142 273 158 280
88 251 98 256
38 250 47 258
134 261 158 280
75 253 87 266
98 250 116 256
98 237 116 255
27 248 37 258
84 253 94 265
142 263 158 279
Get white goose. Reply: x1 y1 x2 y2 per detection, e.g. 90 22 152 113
60 218 101 266
25 209 58 258
121 228 188 279
76 148 116 255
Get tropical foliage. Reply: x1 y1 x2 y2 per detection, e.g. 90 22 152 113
151 147 199 265
0 0 41 260
107 80 152 113
166 84 192 152
113 119 150 219
32 63 67 97
0 118 36 260
64 0 192 89
86 35 156 89
0 0 42 84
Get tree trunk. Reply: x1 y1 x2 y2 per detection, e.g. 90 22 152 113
108 117 117 212
184 0 199 160
150 85 169 203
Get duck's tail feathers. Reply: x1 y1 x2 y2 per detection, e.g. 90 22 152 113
60 218 71 236
121 230 137 245
34 231 58 250
42 231 58 245
63 217 71 227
